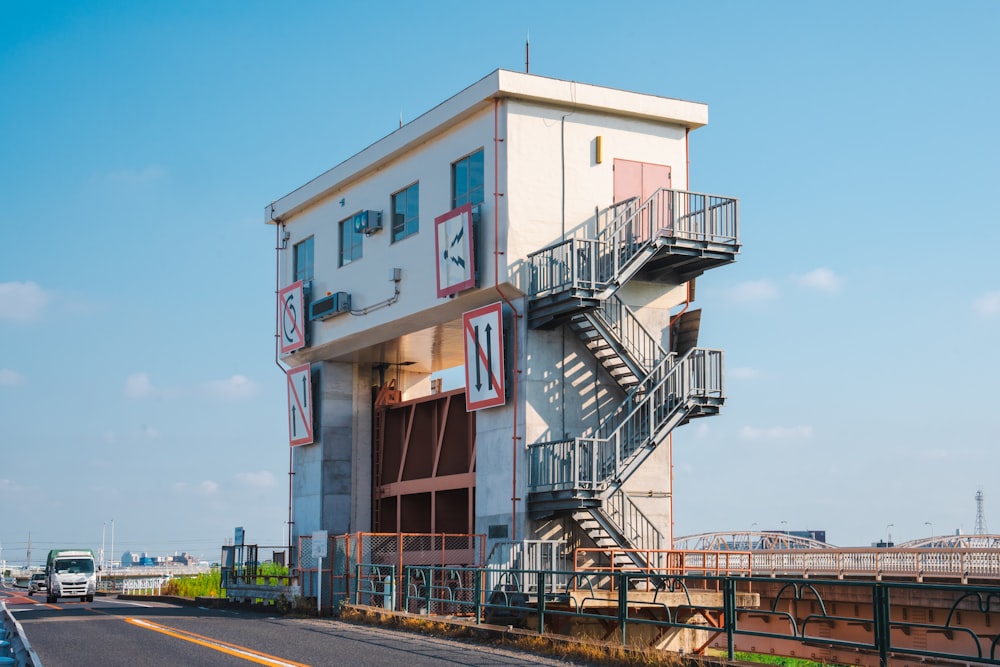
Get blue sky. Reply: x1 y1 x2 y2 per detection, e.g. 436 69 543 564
1 1 998 564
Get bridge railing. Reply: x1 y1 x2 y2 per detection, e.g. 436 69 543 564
120 577 169 595
745 547 1000 583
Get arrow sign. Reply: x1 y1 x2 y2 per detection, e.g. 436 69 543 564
464 302 505 411
287 363 314 446
278 281 306 354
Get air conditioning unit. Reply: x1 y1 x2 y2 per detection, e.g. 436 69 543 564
352 210 382 236
310 292 351 321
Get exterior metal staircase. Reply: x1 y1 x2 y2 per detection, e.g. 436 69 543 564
525 187 739 570
528 188 739 330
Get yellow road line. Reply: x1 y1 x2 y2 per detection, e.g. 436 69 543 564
125 617 312 667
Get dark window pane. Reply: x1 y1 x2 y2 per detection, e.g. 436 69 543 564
391 182 419 242
340 217 363 266
452 149 484 209
294 237 314 283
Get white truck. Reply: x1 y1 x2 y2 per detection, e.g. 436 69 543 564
45 549 96 603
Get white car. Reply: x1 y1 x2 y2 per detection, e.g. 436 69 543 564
28 572 47 595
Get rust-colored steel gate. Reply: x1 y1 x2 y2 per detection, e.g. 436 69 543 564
373 387 475 534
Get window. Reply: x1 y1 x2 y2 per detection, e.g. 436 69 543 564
294 237 314 283
391 182 419 242
452 149 484 209
339 216 363 266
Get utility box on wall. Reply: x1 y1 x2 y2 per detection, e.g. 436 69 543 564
352 210 382 236
310 292 351 321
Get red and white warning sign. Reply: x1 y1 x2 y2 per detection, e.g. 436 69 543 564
287 363 313 446
278 280 306 354
463 302 505 411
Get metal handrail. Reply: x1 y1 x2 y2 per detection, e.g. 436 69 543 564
604 490 664 560
528 348 723 493
588 295 664 374
527 188 740 298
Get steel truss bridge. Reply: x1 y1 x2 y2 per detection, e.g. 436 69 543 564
673 532 1000 584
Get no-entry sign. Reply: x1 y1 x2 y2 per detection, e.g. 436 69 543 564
463 302 505 411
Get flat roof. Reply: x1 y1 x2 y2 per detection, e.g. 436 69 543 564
266 69 708 223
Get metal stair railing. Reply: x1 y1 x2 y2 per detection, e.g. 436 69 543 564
604 489 665 562
527 188 739 300
528 347 723 494
583 294 664 376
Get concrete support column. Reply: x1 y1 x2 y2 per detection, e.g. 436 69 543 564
291 361 372 546
319 361 372 535
476 297 528 550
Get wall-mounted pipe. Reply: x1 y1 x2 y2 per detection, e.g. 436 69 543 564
493 97 522 541
272 211 294 554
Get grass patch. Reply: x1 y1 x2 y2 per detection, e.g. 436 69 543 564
161 563 291 598
732 652 846 667
162 570 223 598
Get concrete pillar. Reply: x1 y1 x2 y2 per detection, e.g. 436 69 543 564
291 361 372 546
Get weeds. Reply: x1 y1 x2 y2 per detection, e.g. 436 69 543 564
731 653 845 667
162 570 222 598
161 562 289 599
340 607 691 667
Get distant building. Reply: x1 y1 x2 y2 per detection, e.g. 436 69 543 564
121 551 197 566
773 529 827 543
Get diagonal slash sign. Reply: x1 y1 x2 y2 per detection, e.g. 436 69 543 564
466 318 501 395
287 365 312 444
279 282 304 352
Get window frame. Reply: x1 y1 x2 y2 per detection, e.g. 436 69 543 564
339 215 364 266
452 148 485 210
294 236 314 284
390 181 420 243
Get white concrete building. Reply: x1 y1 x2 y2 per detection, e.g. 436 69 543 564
266 70 739 569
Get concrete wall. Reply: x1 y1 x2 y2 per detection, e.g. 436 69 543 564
279 108 502 367
504 99 690 266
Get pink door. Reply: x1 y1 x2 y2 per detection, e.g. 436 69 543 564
614 159 672 241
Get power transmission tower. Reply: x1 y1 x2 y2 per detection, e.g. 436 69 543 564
975 488 989 534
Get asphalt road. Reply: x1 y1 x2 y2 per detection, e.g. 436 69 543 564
1 587 592 667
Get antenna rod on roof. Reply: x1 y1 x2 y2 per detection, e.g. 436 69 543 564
525 31 530 73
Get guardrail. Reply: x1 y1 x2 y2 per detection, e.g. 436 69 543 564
744 547 1000 583
351 565 1000 667
120 577 169 595
1 601 41 667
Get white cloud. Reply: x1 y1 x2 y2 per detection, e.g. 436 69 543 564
124 372 156 398
124 373 179 399
0 478 19 494
727 279 778 303
236 470 276 489
973 291 1000 317
173 480 219 496
729 367 763 381
0 369 23 386
795 268 842 293
138 425 160 439
204 374 258 400
692 423 710 438
740 425 814 441
0 281 50 322
199 480 219 494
